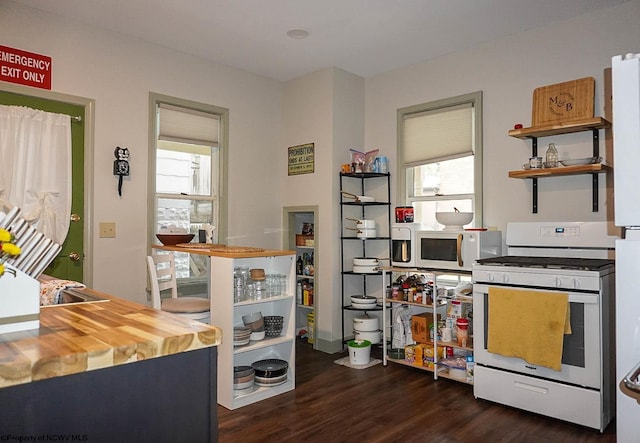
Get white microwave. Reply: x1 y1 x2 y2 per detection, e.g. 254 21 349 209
415 230 502 272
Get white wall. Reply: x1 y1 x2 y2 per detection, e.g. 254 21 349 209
281 68 365 351
365 0 640 233
1 2 284 303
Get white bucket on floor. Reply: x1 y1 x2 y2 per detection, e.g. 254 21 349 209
348 339 371 365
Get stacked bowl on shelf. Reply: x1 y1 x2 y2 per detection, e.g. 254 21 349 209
263 315 284 337
252 359 288 387
350 294 378 309
242 311 265 341
233 326 252 347
233 365 255 395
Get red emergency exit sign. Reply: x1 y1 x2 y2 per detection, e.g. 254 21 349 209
0 45 52 90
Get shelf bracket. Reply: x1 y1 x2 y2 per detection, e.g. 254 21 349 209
591 128 600 212
532 177 538 213
592 173 599 212
531 137 538 213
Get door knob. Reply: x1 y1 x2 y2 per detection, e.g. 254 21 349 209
69 252 81 262
70 213 81 222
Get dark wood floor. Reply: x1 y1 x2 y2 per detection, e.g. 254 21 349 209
218 340 616 442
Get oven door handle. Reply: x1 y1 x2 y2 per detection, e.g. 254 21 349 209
623 360 640 392
457 234 463 268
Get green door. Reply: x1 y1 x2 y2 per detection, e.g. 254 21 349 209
0 90 85 282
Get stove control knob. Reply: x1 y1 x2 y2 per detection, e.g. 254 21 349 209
573 279 580 289
502 274 509 283
488 273 495 282
555 277 562 287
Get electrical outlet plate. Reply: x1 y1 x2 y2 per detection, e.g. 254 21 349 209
99 222 116 238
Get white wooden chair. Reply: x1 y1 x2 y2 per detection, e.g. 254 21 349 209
146 253 210 323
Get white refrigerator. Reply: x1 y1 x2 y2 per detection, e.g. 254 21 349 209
613 52 640 442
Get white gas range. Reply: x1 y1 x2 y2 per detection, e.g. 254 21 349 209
472 221 618 432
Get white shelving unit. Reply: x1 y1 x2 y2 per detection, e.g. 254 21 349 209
209 253 296 409
381 266 473 385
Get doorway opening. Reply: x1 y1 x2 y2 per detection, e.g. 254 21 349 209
283 206 318 351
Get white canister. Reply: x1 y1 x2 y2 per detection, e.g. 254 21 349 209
348 339 372 365
356 228 377 239
353 314 379 331
355 219 375 229
353 257 379 266
441 327 452 342
354 329 381 344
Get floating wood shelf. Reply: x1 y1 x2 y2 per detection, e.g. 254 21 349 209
508 117 611 139
508 163 611 179
507 116 610 213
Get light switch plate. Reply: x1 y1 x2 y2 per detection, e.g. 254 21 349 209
99 222 116 238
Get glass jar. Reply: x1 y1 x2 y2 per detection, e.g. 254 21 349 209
545 143 558 168
233 266 249 302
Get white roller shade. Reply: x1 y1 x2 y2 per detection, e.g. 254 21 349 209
158 103 219 146
402 102 473 166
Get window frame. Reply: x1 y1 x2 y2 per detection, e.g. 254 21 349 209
148 93 229 251
396 91 483 227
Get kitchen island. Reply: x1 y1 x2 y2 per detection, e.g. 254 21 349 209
153 244 296 409
0 286 222 442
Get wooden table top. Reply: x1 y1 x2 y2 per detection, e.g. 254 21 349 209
153 244 295 258
0 287 221 389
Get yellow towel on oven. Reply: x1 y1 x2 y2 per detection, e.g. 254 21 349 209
487 287 570 371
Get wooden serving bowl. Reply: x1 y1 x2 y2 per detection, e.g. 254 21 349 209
156 233 195 245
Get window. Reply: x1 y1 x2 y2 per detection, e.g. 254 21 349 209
397 92 482 230
149 93 228 281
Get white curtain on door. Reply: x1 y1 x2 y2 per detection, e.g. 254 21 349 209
0 105 72 244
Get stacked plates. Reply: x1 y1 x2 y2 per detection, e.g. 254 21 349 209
251 359 288 387
350 295 378 310
233 326 252 347
234 365 255 395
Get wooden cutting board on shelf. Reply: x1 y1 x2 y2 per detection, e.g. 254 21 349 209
531 77 594 126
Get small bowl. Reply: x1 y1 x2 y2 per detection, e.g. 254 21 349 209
435 212 473 228
242 311 262 324
264 315 284 324
251 359 288 378
244 318 264 332
156 233 195 245
350 295 377 304
264 326 283 337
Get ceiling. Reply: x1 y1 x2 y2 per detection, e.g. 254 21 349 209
20 0 628 82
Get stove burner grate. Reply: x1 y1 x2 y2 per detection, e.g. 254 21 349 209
476 256 614 271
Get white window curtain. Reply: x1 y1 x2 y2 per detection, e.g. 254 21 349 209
0 105 72 244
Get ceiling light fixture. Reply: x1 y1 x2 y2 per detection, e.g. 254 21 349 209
286 29 309 39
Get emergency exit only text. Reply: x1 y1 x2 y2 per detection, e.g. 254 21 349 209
0 45 52 90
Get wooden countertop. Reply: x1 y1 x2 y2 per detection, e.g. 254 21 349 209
153 244 295 258
0 287 221 389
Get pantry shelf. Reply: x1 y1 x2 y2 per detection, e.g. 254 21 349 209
386 356 435 373
381 266 474 385
339 172 392 348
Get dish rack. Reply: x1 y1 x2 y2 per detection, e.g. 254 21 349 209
0 206 62 278
0 206 63 333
